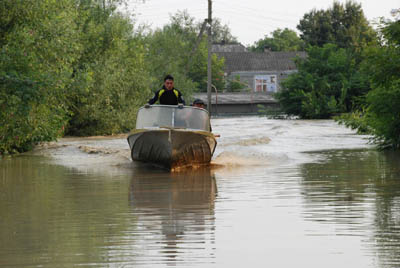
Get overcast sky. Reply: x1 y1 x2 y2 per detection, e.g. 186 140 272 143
129 0 398 45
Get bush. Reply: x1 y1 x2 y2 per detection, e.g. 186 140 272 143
340 17 400 149
365 80 400 149
227 75 247 92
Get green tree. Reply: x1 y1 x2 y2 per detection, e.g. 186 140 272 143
0 0 81 153
226 75 248 92
65 0 151 136
186 41 226 93
276 44 370 118
250 28 305 52
297 1 377 50
144 11 198 98
358 15 400 149
210 18 238 44
0 0 152 153
145 11 226 96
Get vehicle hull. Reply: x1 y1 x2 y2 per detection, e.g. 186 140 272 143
127 129 217 170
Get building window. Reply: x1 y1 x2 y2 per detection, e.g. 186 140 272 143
254 75 277 92
255 77 267 92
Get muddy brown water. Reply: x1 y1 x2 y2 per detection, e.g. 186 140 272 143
1 117 400 267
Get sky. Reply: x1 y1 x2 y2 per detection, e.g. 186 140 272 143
128 0 399 46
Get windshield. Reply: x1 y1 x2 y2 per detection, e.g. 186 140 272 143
135 105 211 131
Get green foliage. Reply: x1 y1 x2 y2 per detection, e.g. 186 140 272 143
66 4 151 136
1 2 233 153
382 15 400 46
143 11 197 97
276 1 380 122
335 111 371 134
226 75 248 92
361 16 400 149
0 0 153 152
338 14 400 149
365 81 400 149
249 28 305 52
186 41 226 93
297 1 377 50
256 104 285 118
0 0 81 153
275 44 370 118
209 18 238 44
144 11 226 94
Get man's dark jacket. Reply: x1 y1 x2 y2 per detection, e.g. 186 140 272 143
148 86 185 105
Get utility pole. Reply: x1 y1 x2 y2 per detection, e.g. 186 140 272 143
207 0 212 114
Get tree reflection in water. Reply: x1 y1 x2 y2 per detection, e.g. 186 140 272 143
299 149 400 267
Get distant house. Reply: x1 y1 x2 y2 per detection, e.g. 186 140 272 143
216 49 307 93
194 43 306 115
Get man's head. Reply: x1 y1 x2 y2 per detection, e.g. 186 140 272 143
164 74 174 90
192 99 205 109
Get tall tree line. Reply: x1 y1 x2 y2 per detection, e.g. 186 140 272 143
0 1 228 154
273 1 400 149
3 0 397 152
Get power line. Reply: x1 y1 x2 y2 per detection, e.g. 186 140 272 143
133 3 299 29
215 9 298 26
129 0 301 44
132 0 299 22
215 0 302 19
137 11 206 19
213 2 299 24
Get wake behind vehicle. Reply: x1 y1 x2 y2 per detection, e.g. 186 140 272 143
127 105 217 170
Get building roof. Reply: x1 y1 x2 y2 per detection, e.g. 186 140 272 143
193 92 277 105
216 51 307 73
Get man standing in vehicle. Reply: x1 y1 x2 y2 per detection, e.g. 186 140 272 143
148 75 185 106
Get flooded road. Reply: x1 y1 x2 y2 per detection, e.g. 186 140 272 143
1 117 400 267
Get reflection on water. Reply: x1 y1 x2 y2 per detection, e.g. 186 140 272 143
0 155 133 267
0 156 217 267
128 169 217 266
1 118 400 267
300 149 400 267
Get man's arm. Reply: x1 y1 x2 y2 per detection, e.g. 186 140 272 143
177 91 185 105
148 90 159 105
